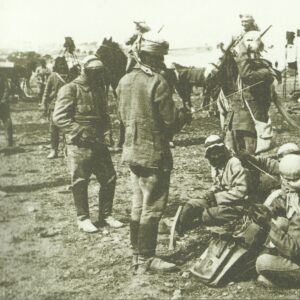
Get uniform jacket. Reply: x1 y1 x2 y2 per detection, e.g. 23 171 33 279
42 72 67 111
35 66 51 84
211 156 250 205
268 191 300 265
228 59 274 133
53 74 111 145
254 156 279 176
117 65 185 170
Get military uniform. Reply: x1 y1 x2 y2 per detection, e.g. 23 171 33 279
35 65 51 101
42 72 68 154
256 190 300 286
0 74 13 147
255 155 300 287
179 136 250 233
118 62 188 261
53 72 116 223
225 58 275 154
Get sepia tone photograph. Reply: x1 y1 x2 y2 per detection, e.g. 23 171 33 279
1 0 300 299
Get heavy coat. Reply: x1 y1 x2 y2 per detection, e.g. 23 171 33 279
268 191 300 265
117 66 185 170
42 72 67 111
53 74 110 145
227 59 274 133
210 156 250 205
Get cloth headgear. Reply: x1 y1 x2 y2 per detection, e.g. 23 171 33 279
279 154 300 180
277 143 300 159
239 14 255 23
82 55 104 69
204 135 225 157
133 21 151 33
140 32 169 56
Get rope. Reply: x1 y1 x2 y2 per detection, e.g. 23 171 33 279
247 160 279 183
193 80 264 113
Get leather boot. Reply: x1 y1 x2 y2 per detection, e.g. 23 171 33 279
138 222 159 258
130 220 139 269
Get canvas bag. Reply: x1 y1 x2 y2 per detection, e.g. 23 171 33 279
190 237 248 287
243 99 273 154
238 76 273 154
190 220 266 287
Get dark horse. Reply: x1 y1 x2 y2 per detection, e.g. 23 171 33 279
96 37 127 98
172 63 207 110
95 38 127 148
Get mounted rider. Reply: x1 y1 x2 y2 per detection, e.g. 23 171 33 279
224 29 276 155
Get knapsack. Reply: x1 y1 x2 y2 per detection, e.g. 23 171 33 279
190 221 266 287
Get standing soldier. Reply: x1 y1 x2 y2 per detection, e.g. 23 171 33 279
0 72 13 147
42 56 69 159
35 59 51 104
53 55 123 233
117 33 192 274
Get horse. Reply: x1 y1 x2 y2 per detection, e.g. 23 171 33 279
95 37 127 98
172 63 207 110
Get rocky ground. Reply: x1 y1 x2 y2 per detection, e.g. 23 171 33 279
1 87 300 299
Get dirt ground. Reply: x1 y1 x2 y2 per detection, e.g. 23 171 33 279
1 87 300 299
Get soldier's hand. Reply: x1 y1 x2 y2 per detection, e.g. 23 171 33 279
249 204 272 230
80 128 97 144
237 150 255 166
178 107 193 125
202 190 216 205
104 131 113 147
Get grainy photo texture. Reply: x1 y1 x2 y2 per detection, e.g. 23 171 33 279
1 0 300 299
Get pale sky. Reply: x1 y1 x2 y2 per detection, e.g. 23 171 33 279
0 0 299 61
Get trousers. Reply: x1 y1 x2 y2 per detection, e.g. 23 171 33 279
256 254 300 287
49 110 59 150
66 143 116 220
129 165 170 258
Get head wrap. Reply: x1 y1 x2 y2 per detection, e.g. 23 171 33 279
140 32 169 56
279 154 300 180
239 14 255 23
81 55 104 69
133 21 151 33
204 135 225 157
277 143 300 159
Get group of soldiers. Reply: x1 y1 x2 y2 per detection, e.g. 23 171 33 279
1 14 300 287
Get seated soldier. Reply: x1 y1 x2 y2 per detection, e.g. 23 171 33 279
255 154 300 287
177 135 250 234
239 142 300 177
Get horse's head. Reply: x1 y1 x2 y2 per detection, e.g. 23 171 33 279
95 37 127 89
96 37 126 66
208 50 239 95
